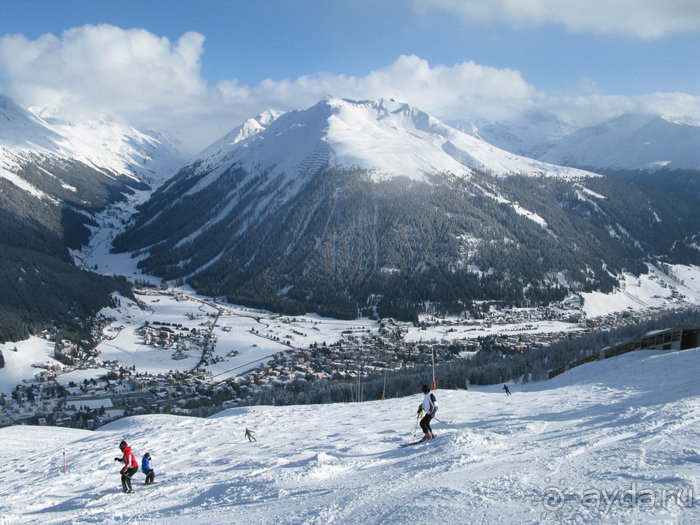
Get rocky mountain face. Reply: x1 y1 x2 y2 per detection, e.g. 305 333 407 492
0 95 183 341
113 98 700 320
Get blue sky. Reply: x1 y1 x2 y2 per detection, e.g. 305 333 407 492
0 0 698 149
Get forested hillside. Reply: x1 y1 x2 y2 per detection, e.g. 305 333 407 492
114 166 699 321
0 156 141 342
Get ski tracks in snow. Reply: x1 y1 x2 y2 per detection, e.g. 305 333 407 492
0 349 699 524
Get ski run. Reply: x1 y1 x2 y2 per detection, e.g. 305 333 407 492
0 346 698 524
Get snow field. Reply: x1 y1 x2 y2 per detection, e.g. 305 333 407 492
580 264 700 319
0 348 697 524
0 337 58 395
92 290 377 379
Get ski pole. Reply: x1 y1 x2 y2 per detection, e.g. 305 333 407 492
98 461 117 488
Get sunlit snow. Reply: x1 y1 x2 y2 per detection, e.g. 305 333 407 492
0 348 697 524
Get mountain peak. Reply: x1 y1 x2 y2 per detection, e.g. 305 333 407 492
0 94 63 149
194 97 591 184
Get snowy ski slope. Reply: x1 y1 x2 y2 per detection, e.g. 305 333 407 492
0 347 698 524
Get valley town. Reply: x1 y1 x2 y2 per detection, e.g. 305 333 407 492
2 270 693 431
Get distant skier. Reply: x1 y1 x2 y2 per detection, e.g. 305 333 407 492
142 452 155 485
503 384 511 396
417 384 437 442
245 428 256 442
114 440 139 493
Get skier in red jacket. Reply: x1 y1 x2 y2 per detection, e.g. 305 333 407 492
114 440 139 493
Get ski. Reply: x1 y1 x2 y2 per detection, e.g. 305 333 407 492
142 480 164 486
400 436 437 447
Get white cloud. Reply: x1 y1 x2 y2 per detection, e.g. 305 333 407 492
417 0 700 38
545 92 700 125
0 24 207 119
0 26 544 150
216 55 541 120
0 24 697 153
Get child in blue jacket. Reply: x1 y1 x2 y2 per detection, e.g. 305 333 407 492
142 453 155 485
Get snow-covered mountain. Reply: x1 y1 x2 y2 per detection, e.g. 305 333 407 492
194 97 591 186
458 110 700 172
0 94 186 342
0 346 698 524
0 94 184 187
452 108 581 160
535 113 700 171
113 97 700 320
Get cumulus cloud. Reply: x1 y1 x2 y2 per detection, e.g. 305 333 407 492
543 91 700 126
216 55 541 121
196 55 546 150
0 25 545 149
0 24 207 119
417 0 700 38
0 24 697 152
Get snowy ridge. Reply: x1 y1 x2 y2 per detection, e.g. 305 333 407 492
462 110 700 171
537 114 700 171
0 94 184 190
453 110 582 161
0 164 55 202
48 118 184 185
190 97 596 189
0 347 698 524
